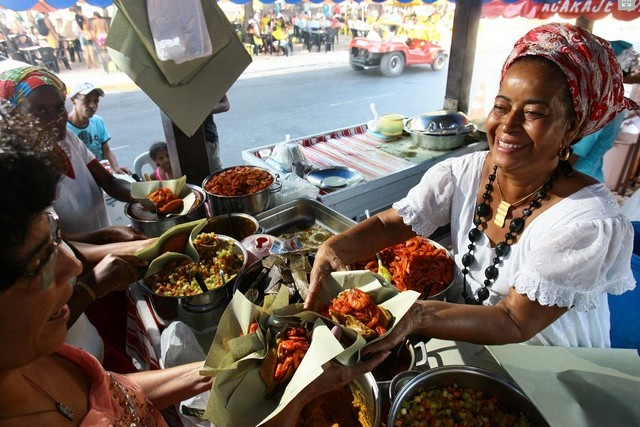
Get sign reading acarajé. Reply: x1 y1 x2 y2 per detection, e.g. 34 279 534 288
482 0 640 22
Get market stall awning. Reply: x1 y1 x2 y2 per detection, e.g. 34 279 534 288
482 0 640 21
2 0 639 21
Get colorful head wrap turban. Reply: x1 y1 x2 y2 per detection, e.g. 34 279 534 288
501 23 638 139
0 66 67 108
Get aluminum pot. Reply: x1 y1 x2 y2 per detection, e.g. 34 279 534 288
139 235 249 321
404 110 477 151
124 184 207 238
388 366 549 427
202 166 282 216
202 213 260 241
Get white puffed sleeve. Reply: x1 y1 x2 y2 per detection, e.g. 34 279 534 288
393 153 484 238
513 214 635 312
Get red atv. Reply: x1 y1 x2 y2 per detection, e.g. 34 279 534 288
348 37 447 77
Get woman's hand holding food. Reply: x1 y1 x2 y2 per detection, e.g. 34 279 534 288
304 237 350 310
84 254 148 299
362 303 421 358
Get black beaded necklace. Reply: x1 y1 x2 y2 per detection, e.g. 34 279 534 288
461 164 564 305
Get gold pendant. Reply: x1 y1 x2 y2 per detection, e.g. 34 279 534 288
494 200 511 228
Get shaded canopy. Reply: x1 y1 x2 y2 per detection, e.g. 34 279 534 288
3 0 637 21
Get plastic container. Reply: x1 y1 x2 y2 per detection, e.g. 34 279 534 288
241 234 283 264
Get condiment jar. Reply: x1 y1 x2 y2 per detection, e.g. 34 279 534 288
378 114 405 136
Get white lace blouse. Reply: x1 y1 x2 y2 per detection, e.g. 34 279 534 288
393 151 636 347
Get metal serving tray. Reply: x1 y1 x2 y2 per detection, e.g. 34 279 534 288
255 198 356 237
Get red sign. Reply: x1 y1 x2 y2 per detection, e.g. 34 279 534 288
482 0 640 22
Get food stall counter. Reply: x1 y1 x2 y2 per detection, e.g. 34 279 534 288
242 124 488 219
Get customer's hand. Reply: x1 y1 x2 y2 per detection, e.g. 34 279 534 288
96 225 148 243
86 254 148 299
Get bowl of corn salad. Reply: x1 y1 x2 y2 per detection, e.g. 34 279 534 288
388 366 548 427
141 233 248 319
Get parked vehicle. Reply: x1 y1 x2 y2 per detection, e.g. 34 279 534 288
348 37 448 77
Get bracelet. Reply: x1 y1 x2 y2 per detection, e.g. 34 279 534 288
76 280 97 301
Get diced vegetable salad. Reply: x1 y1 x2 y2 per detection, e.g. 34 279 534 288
146 234 243 297
394 384 532 427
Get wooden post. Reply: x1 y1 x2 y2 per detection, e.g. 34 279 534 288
160 112 211 186
443 0 482 114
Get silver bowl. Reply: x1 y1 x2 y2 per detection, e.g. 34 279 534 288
140 234 248 321
388 366 549 427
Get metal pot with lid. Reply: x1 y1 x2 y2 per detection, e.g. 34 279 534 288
404 110 477 150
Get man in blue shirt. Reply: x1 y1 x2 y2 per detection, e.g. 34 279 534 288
67 82 131 175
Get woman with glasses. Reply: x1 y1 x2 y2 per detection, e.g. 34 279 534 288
0 134 387 427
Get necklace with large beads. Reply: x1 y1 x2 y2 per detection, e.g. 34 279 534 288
461 165 561 305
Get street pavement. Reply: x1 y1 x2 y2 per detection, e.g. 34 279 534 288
56 38 352 94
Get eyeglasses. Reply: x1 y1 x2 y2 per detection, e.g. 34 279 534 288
22 211 62 290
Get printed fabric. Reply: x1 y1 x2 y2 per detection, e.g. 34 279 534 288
502 23 638 139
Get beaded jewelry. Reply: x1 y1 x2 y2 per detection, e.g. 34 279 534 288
461 164 564 305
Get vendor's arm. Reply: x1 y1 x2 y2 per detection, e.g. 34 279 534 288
364 292 567 357
64 225 148 245
88 159 134 202
125 362 213 410
262 352 390 427
305 207 415 310
68 253 147 325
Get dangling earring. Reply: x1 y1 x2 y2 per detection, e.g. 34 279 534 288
558 145 571 161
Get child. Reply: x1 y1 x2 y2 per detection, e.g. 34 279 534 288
149 142 174 180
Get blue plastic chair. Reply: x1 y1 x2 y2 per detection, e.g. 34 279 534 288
608 221 640 350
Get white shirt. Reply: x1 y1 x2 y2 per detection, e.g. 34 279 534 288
53 131 111 235
393 151 636 347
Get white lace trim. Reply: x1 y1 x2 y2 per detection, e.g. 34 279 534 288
513 269 636 312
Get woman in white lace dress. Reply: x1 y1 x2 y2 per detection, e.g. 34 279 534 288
306 23 638 348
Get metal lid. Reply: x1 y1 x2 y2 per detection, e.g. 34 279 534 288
405 110 476 136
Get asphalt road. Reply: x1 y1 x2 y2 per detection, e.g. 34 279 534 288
99 63 448 171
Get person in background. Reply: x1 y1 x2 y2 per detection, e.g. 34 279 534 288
0 66 137 241
203 94 230 173
0 133 388 426
570 40 640 182
91 11 109 48
60 11 81 63
306 23 637 349
149 141 174 180
80 16 97 69
67 82 131 175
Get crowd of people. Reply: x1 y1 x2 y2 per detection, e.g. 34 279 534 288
237 2 453 55
1 6 109 72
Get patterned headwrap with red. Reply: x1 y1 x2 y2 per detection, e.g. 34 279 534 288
501 23 638 139
0 66 66 108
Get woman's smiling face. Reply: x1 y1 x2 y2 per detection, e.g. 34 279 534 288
486 58 579 175
0 212 81 370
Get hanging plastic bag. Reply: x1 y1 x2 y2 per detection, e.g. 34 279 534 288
147 0 213 64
